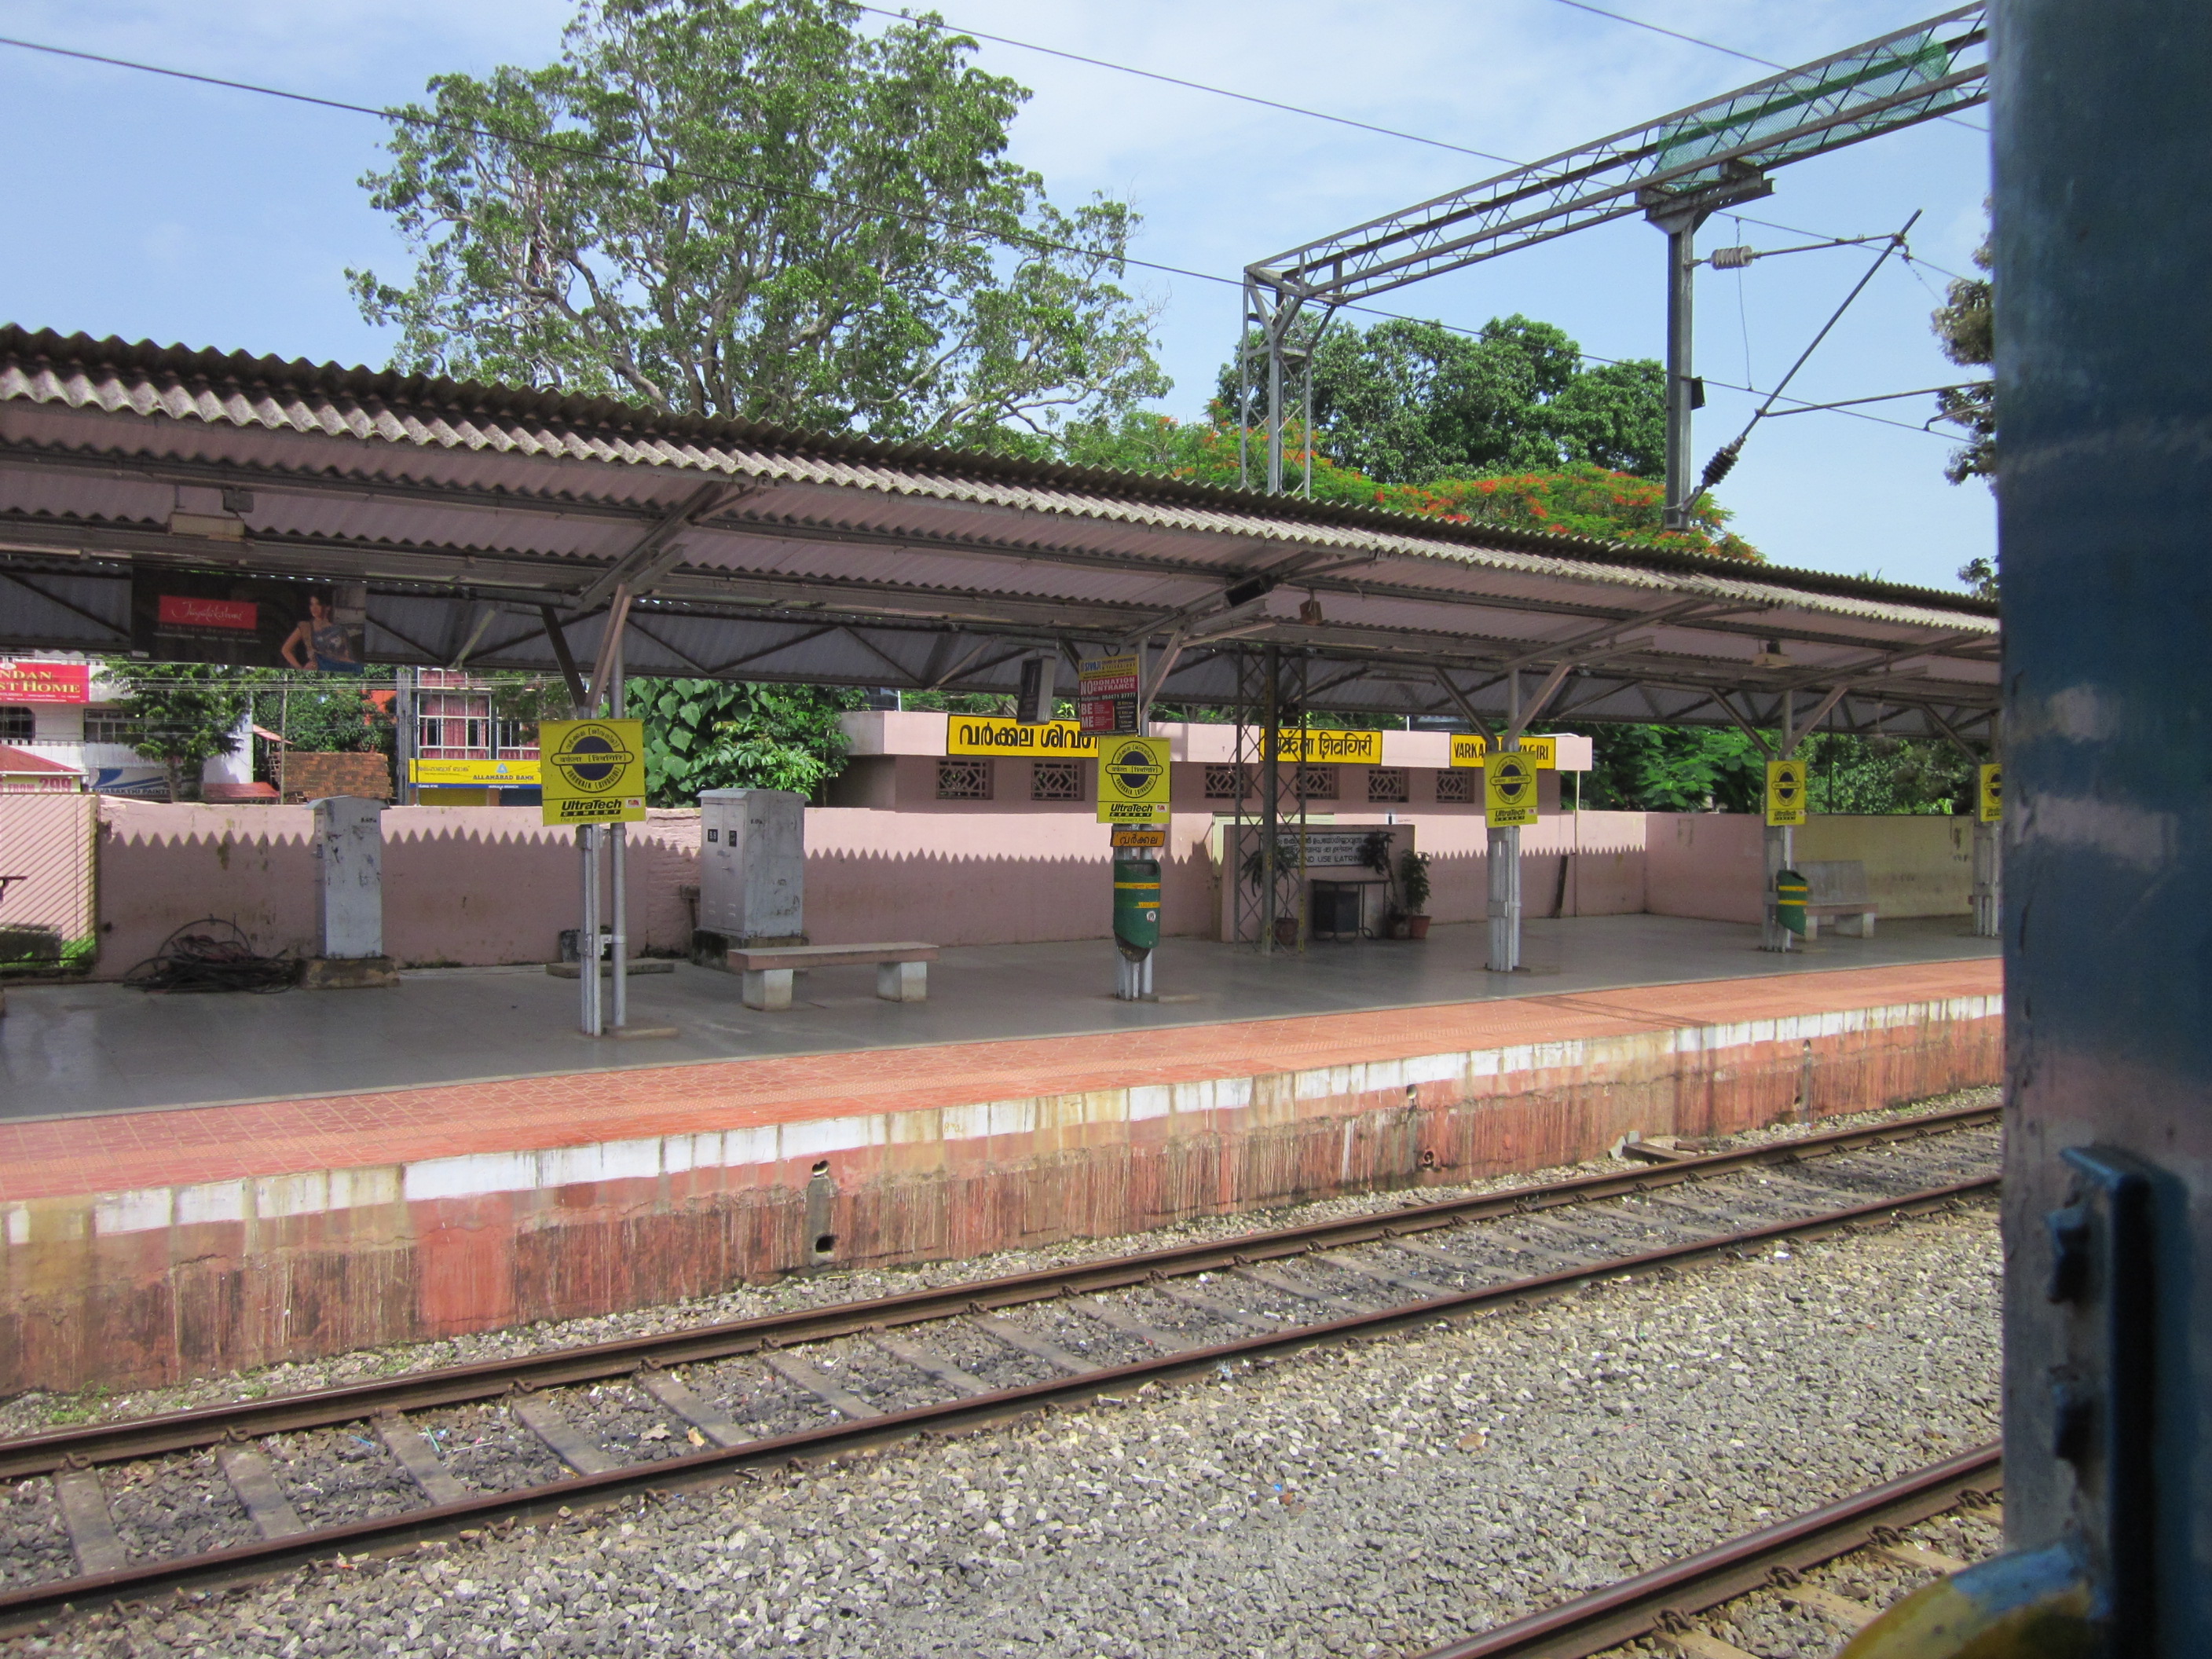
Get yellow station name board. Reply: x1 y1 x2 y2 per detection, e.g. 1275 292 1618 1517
539 718 646 826
409 758 542 786
1448 734 1556 770
1978 763 2003 823
1265 729 1386 765
947 716 1099 756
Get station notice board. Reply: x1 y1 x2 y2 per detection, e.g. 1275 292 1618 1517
1485 751 1540 826
1097 734 1170 822
539 719 646 826
1765 759 1808 827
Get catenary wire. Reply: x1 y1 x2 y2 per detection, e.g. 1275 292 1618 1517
856 5 1519 165
0 32 1956 443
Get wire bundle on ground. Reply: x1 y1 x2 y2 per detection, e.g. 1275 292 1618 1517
122 917 301 994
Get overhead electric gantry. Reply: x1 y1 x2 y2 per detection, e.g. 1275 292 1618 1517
1239 5 1989 522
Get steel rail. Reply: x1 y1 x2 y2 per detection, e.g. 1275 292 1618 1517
0 1104 1996 1480
1411 1444 2003 1658
0 1174 1997 1635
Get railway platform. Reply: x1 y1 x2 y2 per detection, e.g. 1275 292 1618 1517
0 916 1999 1393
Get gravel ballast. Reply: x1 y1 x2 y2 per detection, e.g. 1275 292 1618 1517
5 1188 2002 1657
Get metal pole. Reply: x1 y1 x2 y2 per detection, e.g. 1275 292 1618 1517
579 826 601 1037
1662 220 1697 530
608 628 628 1032
1259 643 1280 954
1488 672 1522 972
1265 327 1286 496
1761 690 1796 952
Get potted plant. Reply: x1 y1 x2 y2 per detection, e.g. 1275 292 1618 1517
1358 830 1406 936
1240 842 1305 948
1397 848 1433 939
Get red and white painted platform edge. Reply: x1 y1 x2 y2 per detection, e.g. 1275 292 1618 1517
1 959 1998 1232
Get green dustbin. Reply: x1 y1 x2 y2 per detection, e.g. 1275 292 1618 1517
1114 857 1161 958
1774 868 1808 937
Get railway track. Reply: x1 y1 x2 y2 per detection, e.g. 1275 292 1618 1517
1412 1445 2003 1658
0 1104 1999 1635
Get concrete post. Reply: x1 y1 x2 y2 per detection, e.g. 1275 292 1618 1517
304 797 396 988
1971 816 2001 939
1485 822 1522 971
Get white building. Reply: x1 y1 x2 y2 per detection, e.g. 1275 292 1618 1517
0 655 251 797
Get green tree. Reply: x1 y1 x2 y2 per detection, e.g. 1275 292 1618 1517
632 678 864 805
251 680 394 771
100 662 260 802
352 0 1167 449
1931 233 1994 485
1062 415 1760 559
1574 725 1767 813
1215 316 1666 484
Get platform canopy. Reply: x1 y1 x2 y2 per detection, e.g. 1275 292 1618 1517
0 328 1996 742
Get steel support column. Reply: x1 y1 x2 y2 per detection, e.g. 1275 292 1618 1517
1990 6 2212 1642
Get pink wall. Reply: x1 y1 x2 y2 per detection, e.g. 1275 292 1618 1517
1644 811 1768 923
92 801 697 977
64 800 1945 976
0 793 95 947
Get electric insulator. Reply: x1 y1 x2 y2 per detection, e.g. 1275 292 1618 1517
1712 246 1757 269
1701 438 1744 489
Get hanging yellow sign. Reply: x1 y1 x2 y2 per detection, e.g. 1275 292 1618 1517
1485 751 1540 827
539 719 647 826
1978 762 2003 823
1449 734 1556 769
1096 734 1170 822
1765 759 1808 827
1265 728 1386 765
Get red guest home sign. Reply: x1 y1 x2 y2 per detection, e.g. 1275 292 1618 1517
0 661 90 703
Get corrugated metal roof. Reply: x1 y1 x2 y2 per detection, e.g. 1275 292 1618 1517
0 327 1997 740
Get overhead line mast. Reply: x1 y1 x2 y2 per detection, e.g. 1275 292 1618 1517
1239 5 1989 522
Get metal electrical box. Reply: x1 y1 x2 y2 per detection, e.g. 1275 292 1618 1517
698 789 805 945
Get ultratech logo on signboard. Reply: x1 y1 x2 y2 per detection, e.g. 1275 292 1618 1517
540 719 646 826
1978 763 2002 823
1765 759 1808 826
1485 751 1540 827
1096 734 1169 823
947 716 1098 756
1448 734 1556 769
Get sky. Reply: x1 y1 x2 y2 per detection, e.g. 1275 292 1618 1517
0 0 1994 592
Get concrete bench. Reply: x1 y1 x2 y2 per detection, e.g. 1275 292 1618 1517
1800 859 1878 939
727 942 939 1011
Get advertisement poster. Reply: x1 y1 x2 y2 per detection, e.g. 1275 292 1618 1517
130 569 368 670
1077 654 1140 735
0 661 90 703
